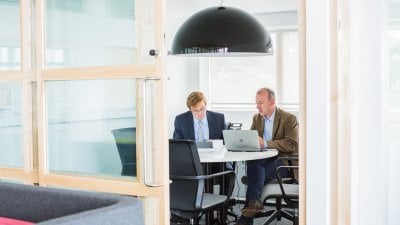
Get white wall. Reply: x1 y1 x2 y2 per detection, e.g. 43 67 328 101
305 0 330 224
166 57 199 137
349 1 389 224
306 0 400 225
166 0 202 137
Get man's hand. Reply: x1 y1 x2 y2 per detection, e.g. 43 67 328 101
258 136 265 148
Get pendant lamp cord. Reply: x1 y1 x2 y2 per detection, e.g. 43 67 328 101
219 0 224 7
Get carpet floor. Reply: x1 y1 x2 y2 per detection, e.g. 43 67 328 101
226 203 294 225
171 202 295 225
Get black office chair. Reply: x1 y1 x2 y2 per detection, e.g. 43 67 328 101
111 127 136 176
169 139 235 225
256 157 299 225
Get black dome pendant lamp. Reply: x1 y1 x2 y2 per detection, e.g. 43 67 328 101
171 4 272 56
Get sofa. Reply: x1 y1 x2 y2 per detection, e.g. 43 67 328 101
0 182 144 225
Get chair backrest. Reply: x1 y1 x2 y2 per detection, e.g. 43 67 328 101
169 139 204 212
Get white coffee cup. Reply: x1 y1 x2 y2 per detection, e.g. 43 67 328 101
212 139 224 151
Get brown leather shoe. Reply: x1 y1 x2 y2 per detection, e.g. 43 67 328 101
241 199 264 218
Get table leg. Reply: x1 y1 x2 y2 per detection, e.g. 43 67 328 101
220 163 228 225
204 162 230 225
204 163 213 225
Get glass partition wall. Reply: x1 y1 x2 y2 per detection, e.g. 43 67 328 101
46 79 137 177
0 1 168 224
0 83 22 168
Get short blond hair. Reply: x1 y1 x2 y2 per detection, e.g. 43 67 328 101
186 91 207 109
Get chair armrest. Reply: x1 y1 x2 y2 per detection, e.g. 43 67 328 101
170 170 235 198
170 170 235 181
277 156 299 162
275 156 299 183
276 165 299 182
275 165 299 207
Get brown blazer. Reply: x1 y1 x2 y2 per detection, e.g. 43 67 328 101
250 106 299 157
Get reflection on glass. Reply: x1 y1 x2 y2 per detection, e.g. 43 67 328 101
46 79 137 178
45 0 155 68
0 1 20 70
111 127 136 176
0 82 22 168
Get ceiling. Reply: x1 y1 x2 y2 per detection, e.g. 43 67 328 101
190 0 297 14
167 0 298 28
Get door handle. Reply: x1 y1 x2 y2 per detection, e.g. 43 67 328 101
142 77 162 187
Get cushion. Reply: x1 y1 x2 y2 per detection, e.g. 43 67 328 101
0 217 33 225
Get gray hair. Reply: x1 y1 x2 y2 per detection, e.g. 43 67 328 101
256 87 275 100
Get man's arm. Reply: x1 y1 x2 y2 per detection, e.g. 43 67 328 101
172 117 184 139
207 111 226 139
267 115 298 154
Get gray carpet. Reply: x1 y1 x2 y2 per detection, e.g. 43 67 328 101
227 203 293 225
190 203 293 225
171 205 293 225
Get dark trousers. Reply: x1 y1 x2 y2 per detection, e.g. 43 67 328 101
240 157 290 224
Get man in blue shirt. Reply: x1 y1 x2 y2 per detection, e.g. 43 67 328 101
173 91 233 191
173 91 226 142
236 87 299 225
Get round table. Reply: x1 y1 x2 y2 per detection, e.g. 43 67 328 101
198 147 278 225
199 148 278 163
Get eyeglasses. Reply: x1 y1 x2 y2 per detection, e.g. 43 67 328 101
191 106 206 114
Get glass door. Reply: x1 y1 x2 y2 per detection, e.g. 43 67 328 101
0 0 168 224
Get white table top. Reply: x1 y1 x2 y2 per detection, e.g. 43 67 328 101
199 148 278 163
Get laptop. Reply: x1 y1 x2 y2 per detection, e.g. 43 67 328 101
223 130 266 152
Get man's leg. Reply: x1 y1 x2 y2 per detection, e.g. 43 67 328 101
236 157 290 225
246 159 266 201
235 159 266 225
264 158 291 185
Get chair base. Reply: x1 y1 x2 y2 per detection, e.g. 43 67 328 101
256 208 298 225
170 214 195 225
212 198 238 223
226 210 238 222
225 198 238 222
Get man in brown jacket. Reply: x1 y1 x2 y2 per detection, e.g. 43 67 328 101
235 87 299 225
